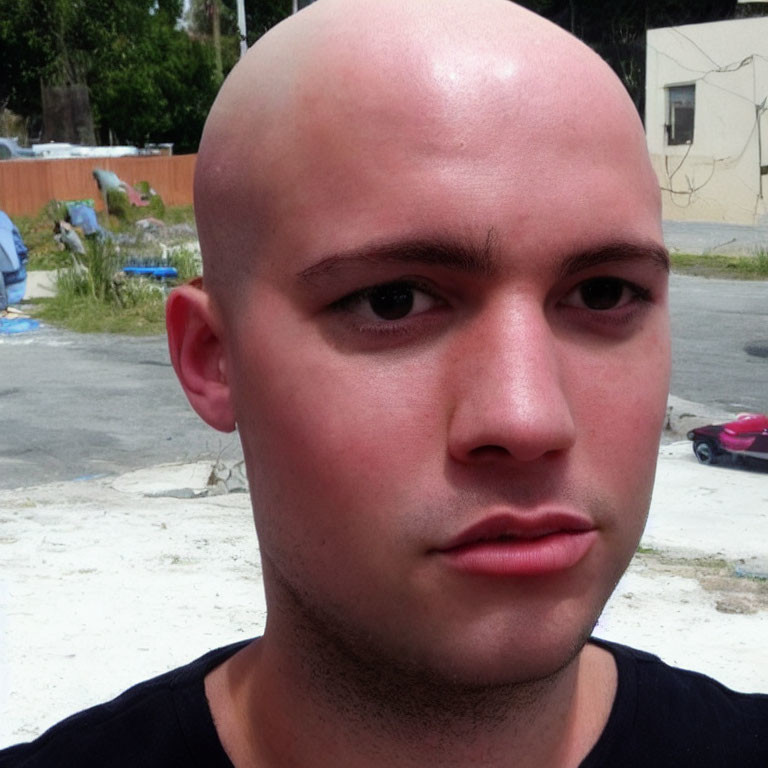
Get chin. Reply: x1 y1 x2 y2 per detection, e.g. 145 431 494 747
418 620 596 691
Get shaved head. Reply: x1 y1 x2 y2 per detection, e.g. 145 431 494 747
194 0 656 307
168 3 670 760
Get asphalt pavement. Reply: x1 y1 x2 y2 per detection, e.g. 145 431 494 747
0 325 242 490
663 219 768 255
669 272 768 414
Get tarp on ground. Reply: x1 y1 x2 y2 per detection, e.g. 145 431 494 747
0 211 22 274
67 203 102 236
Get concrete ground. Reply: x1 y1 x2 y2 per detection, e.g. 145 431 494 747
22 271 56 300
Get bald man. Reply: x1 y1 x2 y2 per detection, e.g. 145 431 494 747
2 1 767 766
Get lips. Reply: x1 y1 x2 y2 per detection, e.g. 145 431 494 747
434 512 597 577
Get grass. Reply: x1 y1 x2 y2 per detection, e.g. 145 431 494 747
669 250 768 279
161 204 195 226
34 295 167 335
15 199 199 335
31 236 199 335
16 203 197 271
14 207 72 271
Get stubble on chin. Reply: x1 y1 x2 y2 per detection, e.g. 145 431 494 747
262 550 596 748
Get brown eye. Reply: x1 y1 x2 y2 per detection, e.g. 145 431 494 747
333 280 441 325
578 278 626 310
368 283 415 320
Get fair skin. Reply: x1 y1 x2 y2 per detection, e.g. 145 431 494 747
167 1 670 766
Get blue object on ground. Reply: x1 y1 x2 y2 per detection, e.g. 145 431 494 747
67 203 102 236
7 277 26 304
123 266 178 279
0 317 40 334
0 210 29 306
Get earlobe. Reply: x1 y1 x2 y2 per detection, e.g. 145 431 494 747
166 283 236 433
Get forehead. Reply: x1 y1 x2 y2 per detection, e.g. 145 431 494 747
256 102 660 285
201 10 662 290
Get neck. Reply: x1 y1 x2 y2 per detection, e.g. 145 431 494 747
206 621 616 768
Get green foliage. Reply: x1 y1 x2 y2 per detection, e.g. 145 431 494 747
135 182 166 218
26 201 199 334
60 238 124 303
106 184 167 222
92 18 219 151
106 188 131 220
0 0 219 152
35 293 167 335
168 247 201 281
43 199 69 224
35 237 168 334
187 0 291 51
18 202 196 272
669 251 768 279
163 205 196 226
15 206 70 270
3 0 754 157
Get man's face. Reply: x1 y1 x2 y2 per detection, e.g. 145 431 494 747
219 56 669 685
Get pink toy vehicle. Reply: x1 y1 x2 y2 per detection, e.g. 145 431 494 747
687 413 768 465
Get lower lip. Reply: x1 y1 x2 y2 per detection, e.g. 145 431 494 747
439 530 597 577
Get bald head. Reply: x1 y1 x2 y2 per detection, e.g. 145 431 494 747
195 0 657 305
171 3 670 718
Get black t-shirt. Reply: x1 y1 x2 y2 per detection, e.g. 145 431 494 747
1 638 767 767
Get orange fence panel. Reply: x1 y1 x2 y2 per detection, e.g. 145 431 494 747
0 154 196 217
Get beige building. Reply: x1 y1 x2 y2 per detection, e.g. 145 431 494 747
645 16 768 224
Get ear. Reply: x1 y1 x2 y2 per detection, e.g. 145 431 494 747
166 281 236 433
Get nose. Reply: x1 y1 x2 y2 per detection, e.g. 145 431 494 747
447 300 576 465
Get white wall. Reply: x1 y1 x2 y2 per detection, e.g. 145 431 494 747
646 17 768 224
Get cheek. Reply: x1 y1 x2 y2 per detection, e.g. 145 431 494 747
231 331 445 526
570 326 670 498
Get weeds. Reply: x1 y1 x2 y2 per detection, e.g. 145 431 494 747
14 208 71 271
670 250 768 279
34 237 174 335
755 249 768 275
167 246 200 281
16 203 197 271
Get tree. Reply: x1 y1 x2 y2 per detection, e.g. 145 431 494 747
0 0 219 152
186 0 291 67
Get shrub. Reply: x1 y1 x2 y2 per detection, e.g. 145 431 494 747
168 246 200 281
43 199 69 223
56 237 123 303
106 188 131 220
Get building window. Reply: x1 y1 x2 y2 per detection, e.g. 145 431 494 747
666 84 695 145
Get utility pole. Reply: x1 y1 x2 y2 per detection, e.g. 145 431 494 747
211 0 223 83
236 0 247 57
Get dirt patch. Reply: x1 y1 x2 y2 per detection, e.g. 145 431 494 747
635 551 768 615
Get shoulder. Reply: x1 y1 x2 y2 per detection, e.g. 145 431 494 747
584 639 768 768
0 640 251 768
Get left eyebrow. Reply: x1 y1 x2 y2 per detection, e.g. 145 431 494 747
297 233 498 284
558 242 670 279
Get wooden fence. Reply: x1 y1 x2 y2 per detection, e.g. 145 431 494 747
0 154 196 217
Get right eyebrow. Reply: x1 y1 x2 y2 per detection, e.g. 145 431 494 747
558 241 670 279
297 232 499 284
